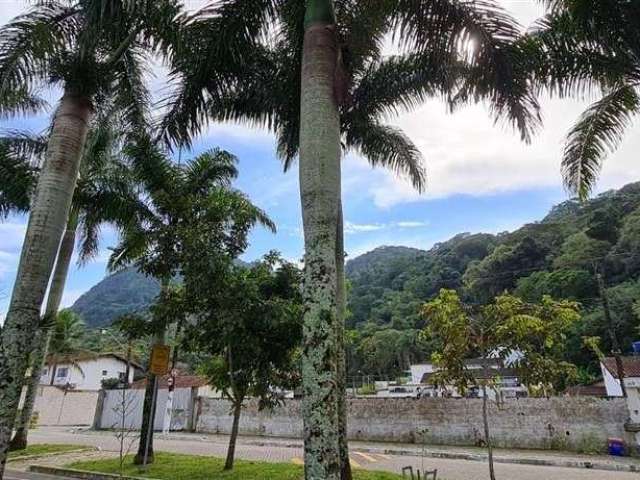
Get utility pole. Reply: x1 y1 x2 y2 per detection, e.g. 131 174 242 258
597 270 628 398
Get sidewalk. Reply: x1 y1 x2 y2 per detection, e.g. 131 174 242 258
68 426 640 473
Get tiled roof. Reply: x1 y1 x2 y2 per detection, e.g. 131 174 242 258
565 384 608 397
131 374 208 390
602 356 640 379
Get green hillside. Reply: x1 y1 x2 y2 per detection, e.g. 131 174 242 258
72 182 640 382
345 182 640 380
70 267 160 328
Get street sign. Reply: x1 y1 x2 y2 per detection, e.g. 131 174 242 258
149 345 171 375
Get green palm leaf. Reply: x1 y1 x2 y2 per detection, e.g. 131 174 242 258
562 84 640 200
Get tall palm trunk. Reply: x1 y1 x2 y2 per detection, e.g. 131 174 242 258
299 1 342 479
134 326 166 465
336 204 351 480
0 92 92 476
9 211 79 451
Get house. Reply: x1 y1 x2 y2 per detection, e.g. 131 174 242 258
410 358 528 400
601 356 640 397
40 352 142 391
601 356 640 447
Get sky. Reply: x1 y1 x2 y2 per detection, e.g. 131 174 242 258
2 1 640 317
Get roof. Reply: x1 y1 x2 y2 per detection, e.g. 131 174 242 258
131 374 208 390
565 384 608 397
45 352 143 371
602 356 640 379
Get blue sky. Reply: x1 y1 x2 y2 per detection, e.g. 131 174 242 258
2 1 640 316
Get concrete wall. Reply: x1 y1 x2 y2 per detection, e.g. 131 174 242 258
28 386 100 426
196 397 630 451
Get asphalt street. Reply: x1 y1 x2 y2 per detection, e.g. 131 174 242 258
12 428 640 480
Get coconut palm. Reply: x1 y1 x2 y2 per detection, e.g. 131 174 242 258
0 1 183 469
163 1 540 477
108 137 275 464
527 0 640 199
1 113 148 450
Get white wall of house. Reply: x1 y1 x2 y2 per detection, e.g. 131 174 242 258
410 364 435 384
601 362 624 397
40 356 135 391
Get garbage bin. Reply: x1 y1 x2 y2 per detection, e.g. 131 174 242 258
608 437 626 456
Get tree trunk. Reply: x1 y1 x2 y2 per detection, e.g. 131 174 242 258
336 204 351 480
482 385 496 480
9 212 78 451
133 328 166 465
299 2 342 479
0 93 92 476
224 400 243 470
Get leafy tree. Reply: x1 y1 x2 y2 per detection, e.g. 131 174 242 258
527 0 640 199
552 232 610 272
0 1 183 467
185 254 303 471
422 290 579 480
109 139 274 465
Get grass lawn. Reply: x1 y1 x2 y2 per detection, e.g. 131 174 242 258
9 444 91 458
70 452 404 480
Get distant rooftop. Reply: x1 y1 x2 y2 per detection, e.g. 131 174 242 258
602 356 640 379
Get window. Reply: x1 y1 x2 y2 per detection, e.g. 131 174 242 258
41 368 48 376
102 370 108 376
118 372 126 380
56 367 68 378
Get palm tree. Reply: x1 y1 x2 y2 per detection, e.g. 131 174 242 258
1 113 147 450
0 2 184 471
163 1 540 477
45 310 88 383
527 0 640 199
108 137 274 464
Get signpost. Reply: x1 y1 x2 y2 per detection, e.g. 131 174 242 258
142 344 171 466
149 345 171 376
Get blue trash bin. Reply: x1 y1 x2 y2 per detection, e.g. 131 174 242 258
608 438 626 456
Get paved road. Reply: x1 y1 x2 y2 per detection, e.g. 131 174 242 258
18 428 640 480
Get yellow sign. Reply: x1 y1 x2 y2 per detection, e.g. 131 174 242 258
149 345 171 375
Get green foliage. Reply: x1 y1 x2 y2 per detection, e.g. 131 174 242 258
185 253 303 410
422 290 580 394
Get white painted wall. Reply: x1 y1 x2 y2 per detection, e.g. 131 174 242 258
410 364 435 384
600 362 624 397
40 356 135 391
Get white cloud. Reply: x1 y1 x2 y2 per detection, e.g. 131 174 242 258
396 221 429 228
344 221 385 234
344 219 430 235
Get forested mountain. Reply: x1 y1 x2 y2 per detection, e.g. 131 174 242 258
71 268 160 328
345 182 640 381
72 182 640 382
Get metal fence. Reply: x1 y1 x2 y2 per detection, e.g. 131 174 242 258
98 387 195 431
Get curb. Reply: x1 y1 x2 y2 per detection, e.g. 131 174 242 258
358 447 640 473
29 465 151 480
8 448 96 462
245 440 640 473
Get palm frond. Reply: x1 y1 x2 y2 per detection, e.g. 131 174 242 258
562 84 640 200
0 2 78 94
0 145 38 218
344 120 426 193
183 149 239 193
391 0 541 141
0 86 48 118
